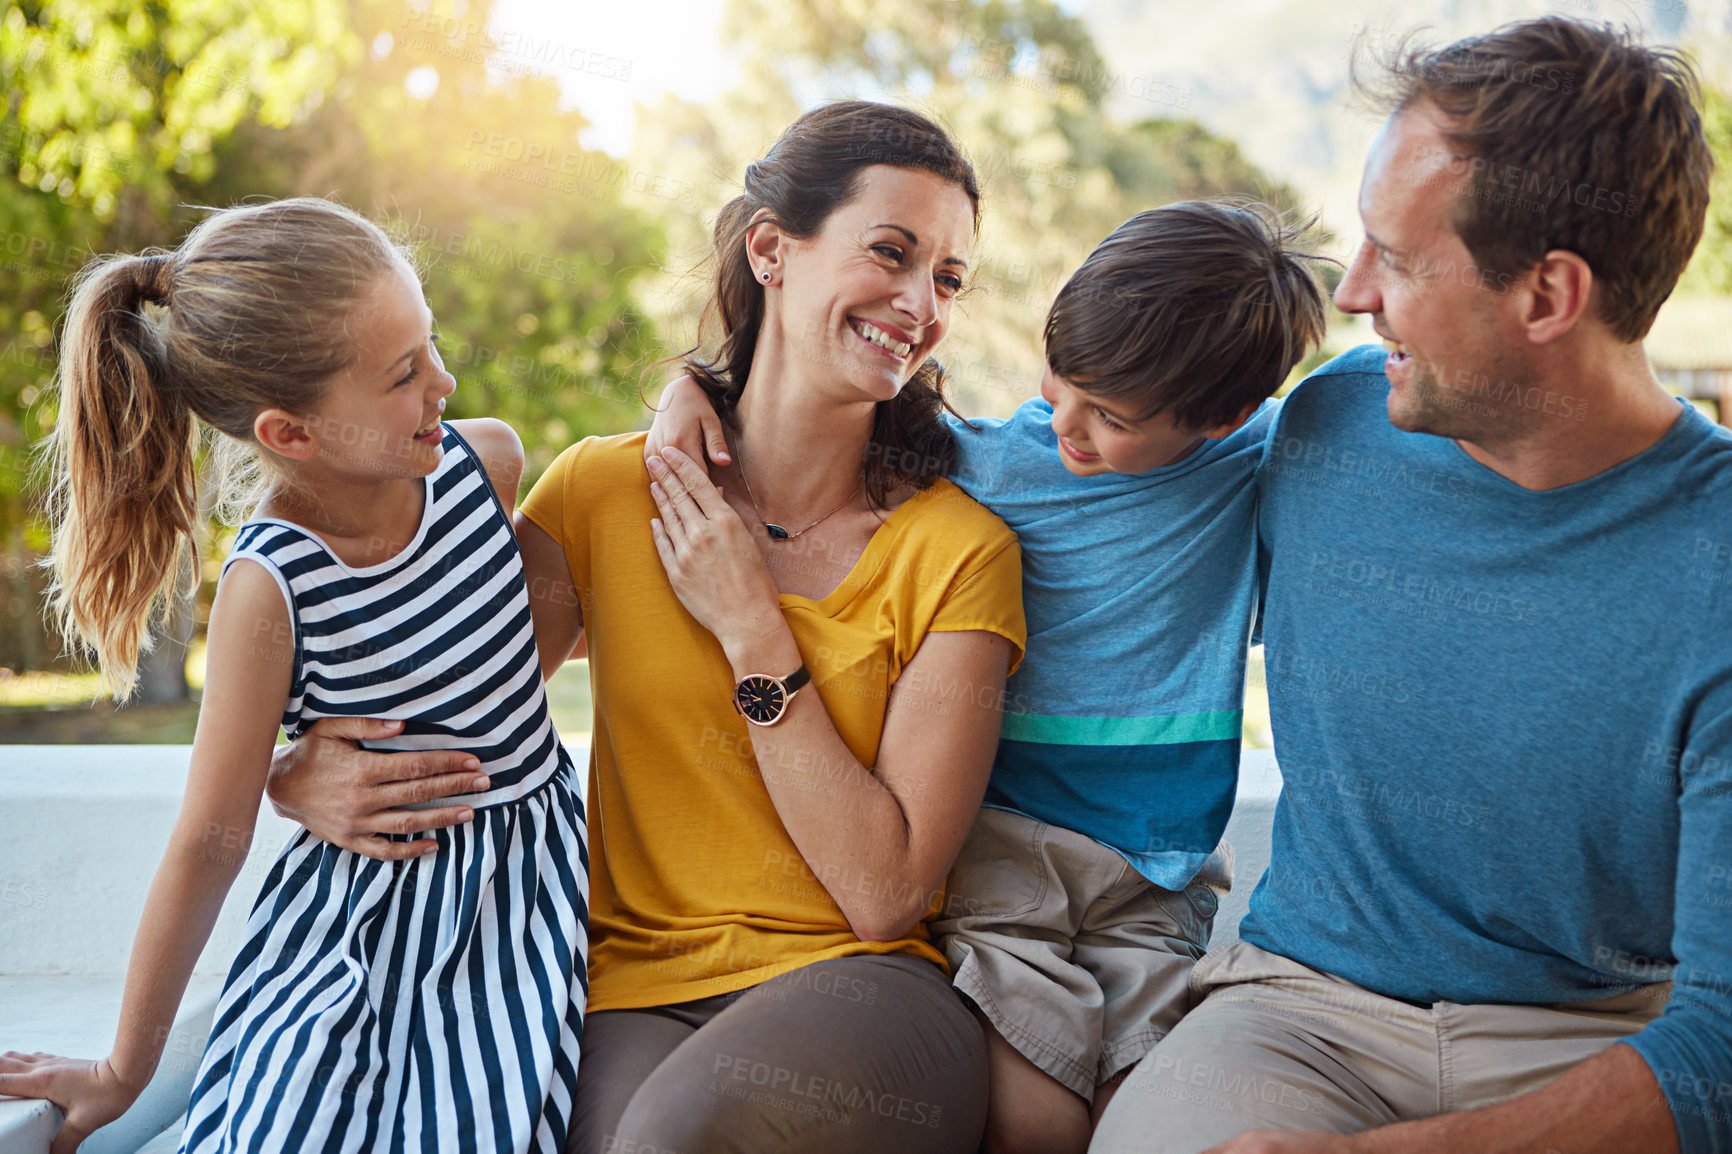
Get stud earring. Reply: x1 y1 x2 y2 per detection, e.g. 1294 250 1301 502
761 271 771 282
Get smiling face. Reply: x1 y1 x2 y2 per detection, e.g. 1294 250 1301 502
306 257 455 478
766 165 975 405
1040 364 1249 477
1332 101 1540 441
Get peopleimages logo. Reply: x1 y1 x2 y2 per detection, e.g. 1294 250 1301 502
708 1054 946 1128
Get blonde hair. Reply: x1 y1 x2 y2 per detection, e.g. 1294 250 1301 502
44 197 409 699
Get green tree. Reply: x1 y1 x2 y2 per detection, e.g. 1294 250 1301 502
1678 81 1732 296
627 0 1312 419
0 0 667 691
0 0 352 694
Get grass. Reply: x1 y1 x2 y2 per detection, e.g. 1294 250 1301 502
1243 646 1271 750
0 659 596 746
0 698 204 744
543 661 594 742
0 668 112 708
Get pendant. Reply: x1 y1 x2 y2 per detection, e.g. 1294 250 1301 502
765 523 790 540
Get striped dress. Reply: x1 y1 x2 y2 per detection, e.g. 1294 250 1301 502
180 425 588 1154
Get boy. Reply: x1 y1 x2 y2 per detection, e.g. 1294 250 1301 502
647 199 1328 1153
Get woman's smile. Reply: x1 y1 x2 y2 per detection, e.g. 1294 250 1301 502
850 316 916 361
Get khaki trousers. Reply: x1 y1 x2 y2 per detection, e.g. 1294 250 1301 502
570 954 987 1154
1090 940 1669 1154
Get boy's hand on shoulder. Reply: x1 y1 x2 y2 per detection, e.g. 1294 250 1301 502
450 418 525 516
645 375 729 481
0 1051 143 1154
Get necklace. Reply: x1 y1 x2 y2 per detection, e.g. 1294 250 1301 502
733 448 864 541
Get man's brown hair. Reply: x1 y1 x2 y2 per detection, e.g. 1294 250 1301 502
1044 200 1329 431
1357 17 1713 342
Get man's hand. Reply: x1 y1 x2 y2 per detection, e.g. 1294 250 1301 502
266 717 490 860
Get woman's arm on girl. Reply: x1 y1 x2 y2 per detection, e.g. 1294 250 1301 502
649 446 1009 942
265 419 582 858
0 562 294 1154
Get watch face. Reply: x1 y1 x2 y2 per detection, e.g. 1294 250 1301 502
736 676 787 724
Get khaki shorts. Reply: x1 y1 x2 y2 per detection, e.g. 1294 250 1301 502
1091 939 1671 1154
931 806 1231 1101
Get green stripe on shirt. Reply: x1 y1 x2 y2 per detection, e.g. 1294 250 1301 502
1000 710 1243 747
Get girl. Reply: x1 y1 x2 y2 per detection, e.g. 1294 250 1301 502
0 198 587 1154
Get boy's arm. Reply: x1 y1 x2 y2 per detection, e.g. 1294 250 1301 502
645 375 730 479
0 560 293 1153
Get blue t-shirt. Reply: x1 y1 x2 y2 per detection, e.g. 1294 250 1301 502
947 399 1270 890
1246 346 1732 1153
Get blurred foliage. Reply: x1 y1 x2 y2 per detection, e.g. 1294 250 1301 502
629 0 1313 418
1679 82 1732 296
0 0 1312 678
0 0 664 675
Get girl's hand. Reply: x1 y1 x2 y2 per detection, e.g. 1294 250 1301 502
0 1052 143 1154
645 376 730 479
647 446 782 652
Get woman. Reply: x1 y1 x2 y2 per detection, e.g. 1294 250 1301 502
267 101 1024 1153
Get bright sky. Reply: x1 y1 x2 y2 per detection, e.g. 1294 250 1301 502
482 0 1088 155
485 0 735 155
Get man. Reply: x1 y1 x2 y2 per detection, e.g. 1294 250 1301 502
1092 18 1730 1154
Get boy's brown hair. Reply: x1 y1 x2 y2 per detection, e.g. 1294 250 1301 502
1043 200 1330 431
1356 17 1713 342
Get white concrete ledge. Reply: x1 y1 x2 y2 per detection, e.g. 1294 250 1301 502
0 743 1279 1153
1218 747 1281 944
0 747 303 976
0 975 223 1154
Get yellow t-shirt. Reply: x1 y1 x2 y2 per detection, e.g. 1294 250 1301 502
520 432 1026 1011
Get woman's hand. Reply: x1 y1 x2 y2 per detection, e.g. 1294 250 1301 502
644 376 730 478
266 717 490 861
0 1052 143 1154
647 446 782 651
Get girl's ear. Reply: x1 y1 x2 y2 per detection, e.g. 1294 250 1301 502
254 409 320 462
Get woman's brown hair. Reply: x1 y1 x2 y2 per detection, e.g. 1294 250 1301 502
44 197 409 698
683 100 981 505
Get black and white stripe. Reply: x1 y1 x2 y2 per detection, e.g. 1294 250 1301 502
180 426 588 1153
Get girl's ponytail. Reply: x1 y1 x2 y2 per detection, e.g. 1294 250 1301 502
40 197 410 700
47 252 199 701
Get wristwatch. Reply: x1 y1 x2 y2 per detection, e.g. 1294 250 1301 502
732 664 811 727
